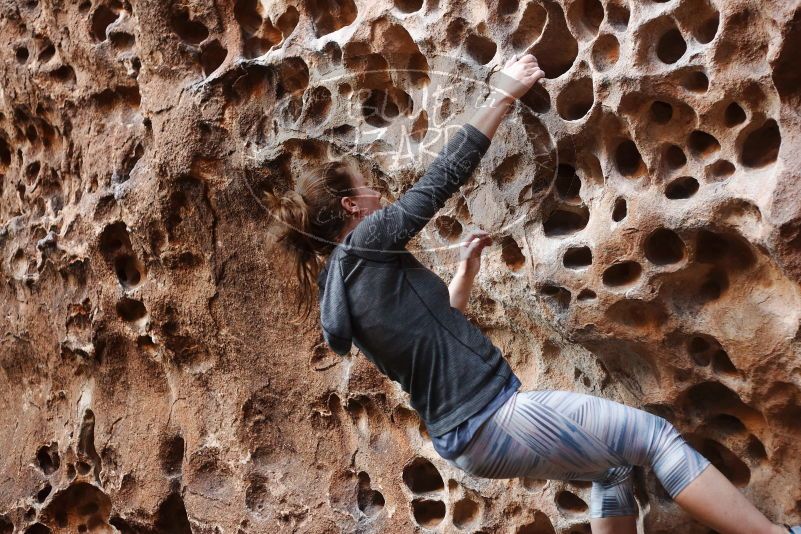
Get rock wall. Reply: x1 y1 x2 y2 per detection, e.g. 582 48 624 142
1 0 801 532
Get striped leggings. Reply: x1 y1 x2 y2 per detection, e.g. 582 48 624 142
448 390 711 518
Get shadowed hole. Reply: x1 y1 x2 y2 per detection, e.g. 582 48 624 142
665 144 687 169
724 102 746 127
517 510 556 534
688 130 720 158
16 46 29 63
91 5 119 41
591 34 619 71
170 8 209 44
555 164 581 201
563 246 592 269
520 84 551 114
114 255 143 289
557 77 594 120
540 284 571 310
699 439 750 487
357 471 385 517
681 71 709 92
499 0 519 16
712 350 738 375
650 101 673 124
570 0 604 38
529 0 578 78
665 176 698 199
707 160 735 181
612 197 627 221
577 289 597 301
308 0 357 37
410 110 428 142
699 268 729 302
602 261 641 287
741 119 781 168
452 497 479 529
465 33 497 65
411 498 445 527
394 0 423 13
403 457 444 493
160 435 184 476
645 228 685 265
200 39 227 76
696 230 756 271
434 215 462 241
615 139 645 177
116 298 146 322
695 13 719 44
657 27 686 64
500 235 526 270
544 206 590 236
688 336 711 366
512 1 547 50
36 444 60 475
556 490 588 513
607 1 629 30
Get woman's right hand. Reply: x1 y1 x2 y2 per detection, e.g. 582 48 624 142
492 54 546 102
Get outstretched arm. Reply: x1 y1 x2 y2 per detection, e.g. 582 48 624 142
347 54 546 254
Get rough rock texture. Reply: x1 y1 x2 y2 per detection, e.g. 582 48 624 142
2 0 801 532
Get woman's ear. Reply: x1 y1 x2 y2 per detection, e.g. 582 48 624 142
340 195 356 215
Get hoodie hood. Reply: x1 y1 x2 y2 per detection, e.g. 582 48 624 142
318 247 353 355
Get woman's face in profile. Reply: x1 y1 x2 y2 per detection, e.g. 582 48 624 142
346 171 383 218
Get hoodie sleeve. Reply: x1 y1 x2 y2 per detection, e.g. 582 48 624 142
318 253 353 355
346 123 491 253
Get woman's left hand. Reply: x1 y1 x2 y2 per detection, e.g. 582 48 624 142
458 230 493 278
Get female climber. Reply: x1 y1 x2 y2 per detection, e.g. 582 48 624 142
263 53 799 534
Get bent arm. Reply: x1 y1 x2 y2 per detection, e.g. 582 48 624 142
347 122 493 252
448 265 475 312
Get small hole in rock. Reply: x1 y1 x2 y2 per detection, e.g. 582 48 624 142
665 144 687 169
544 206 590 236
681 71 709 92
500 235 526 270
16 47 30 63
555 164 581 201
557 77 594 121
394 0 423 13
741 119 781 168
645 228 685 265
577 289 597 301
712 350 738 375
540 284 571 310
665 176 698 199
724 102 746 127
650 101 673 124
695 13 719 44
602 261 641 287
465 33 497 65
607 1 629 29
657 27 686 64
411 498 445 527
612 197 627 222
688 130 720 159
591 34 619 71
707 160 735 181
615 139 645 177
116 298 147 322
556 490 588 513
402 457 444 493
563 246 592 269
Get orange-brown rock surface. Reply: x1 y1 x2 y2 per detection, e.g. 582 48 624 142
2 0 801 532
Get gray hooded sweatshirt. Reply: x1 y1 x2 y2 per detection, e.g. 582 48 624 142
317 123 516 437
